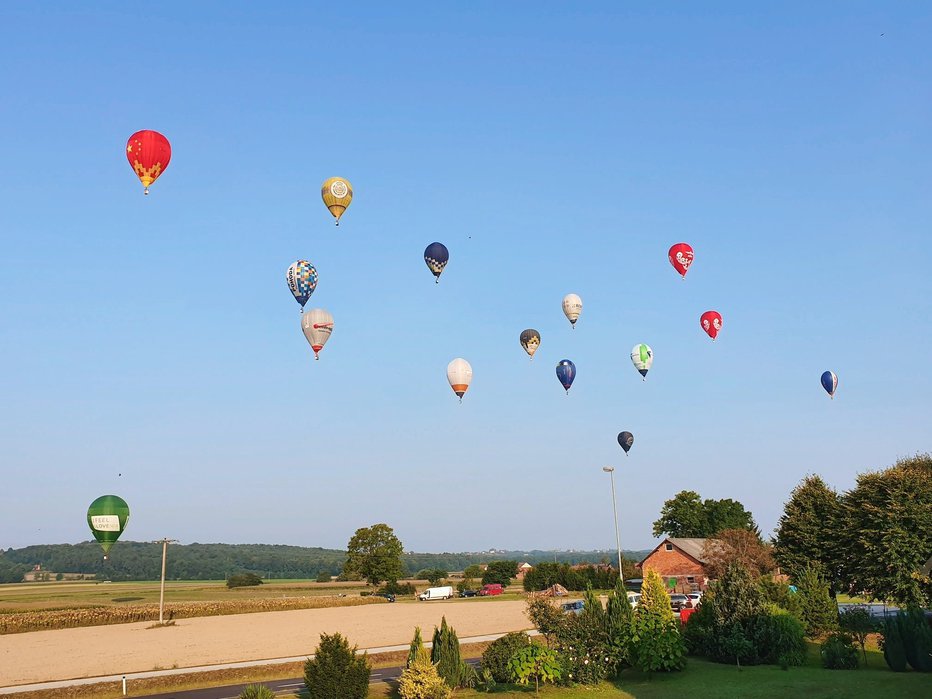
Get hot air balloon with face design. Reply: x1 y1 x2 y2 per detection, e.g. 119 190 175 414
126 130 171 195
519 329 541 360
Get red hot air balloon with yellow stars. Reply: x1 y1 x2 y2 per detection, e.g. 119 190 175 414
126 130 172 194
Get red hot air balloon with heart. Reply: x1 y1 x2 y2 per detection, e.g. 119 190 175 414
126 130 172 194
700 310 723 341
668 243 694 279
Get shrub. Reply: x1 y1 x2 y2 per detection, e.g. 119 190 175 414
481 632 532 683
431 617 464 688
821 632 859 669
839 607 876 664
303 632 370 698
605 578 635 674
226 573 263 589
722 623 753 669
882 615 908 672
758 574 802 617
746 611 806 667
526 596 566 645
630 569 686 674
315 571 332 583
239 684 275 699
398 646 451 699
509 644 562 694
381 581 417 596
712 563 764 627
407 626 424 668
795 564 838 636
898 608 932 672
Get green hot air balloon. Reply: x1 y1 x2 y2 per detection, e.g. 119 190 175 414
87 495 130 559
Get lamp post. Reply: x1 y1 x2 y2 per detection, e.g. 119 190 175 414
602 466 623 581
153 539 178 624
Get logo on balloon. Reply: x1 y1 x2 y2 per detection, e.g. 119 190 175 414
330 180 348 198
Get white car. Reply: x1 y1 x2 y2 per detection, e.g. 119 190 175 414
626 592 641 608
686 592 703 606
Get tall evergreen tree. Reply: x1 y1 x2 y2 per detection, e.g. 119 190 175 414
430 616 463 688
773 475 842 582
631 569 686 673
795 564 838 636
406 626 423 668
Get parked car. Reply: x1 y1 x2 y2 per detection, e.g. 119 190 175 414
686 592 702 606
418 585 454 601
459 589 478 598
561 600 585 615
373 592 396 602
626 592 641 608
478 583 504 596
669 594 690 611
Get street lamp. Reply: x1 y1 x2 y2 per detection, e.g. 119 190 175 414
153 539 178 624
602 466 623 581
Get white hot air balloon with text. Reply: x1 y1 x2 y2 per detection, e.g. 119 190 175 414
562 294 582 328
301 309 333 360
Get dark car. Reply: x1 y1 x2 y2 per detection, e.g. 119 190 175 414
374 592 396 602
561 600 585 615
459 589 478 598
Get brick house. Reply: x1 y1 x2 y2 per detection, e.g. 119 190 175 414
636 537 714 593
516 562 533 580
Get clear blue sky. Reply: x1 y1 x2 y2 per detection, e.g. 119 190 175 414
1 3 930 553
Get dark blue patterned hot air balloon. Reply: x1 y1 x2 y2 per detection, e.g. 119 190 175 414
556 359 576 394
821 371 838 399
424 242 449 283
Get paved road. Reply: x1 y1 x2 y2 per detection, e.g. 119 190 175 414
139 659 482 699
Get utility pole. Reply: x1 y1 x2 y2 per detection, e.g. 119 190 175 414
602 466 624 581
154 539 178 624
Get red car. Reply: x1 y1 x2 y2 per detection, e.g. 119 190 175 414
478 583 504 596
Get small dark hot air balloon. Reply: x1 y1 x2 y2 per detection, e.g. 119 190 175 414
821 371 838 399
519 329 541 360
424 242 449 283
617 431 634 455
556 359 576 394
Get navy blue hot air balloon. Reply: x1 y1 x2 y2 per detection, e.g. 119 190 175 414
556 359 576 394
821 370 838 399
424 242 449 283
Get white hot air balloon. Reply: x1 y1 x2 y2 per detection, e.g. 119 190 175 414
562 293 582 328
630 343 653 380
446 358 473 403
301 309 333 360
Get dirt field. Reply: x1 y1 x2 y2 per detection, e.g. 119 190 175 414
0 600 533 686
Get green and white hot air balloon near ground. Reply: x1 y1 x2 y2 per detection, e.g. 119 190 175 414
631 343 653 380
87 495 130 559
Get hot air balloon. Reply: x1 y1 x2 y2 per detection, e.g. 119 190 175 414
301 309 333 360
321 177 353 225
126 130 172 195
821 371 838 399
424 242 449 283
447 358 473 402
668 243 694 279
286 261 318 310
87 495 130 560
700 311 723 341
556 359 576 393
519 329 541 360
617 431 634 455
562 294 582 328
631 344 653 380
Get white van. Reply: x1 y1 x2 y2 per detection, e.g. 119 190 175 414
418 586 454 601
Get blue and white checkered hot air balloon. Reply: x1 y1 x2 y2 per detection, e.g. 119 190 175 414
286 260 318 311
821 370 838 399
424 242 449 283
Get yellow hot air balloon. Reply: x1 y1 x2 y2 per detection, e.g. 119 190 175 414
321 177 353 225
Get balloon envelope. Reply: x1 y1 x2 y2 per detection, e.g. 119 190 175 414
126 130 171 194
447 358 473 400
562 294 582 327
630 344 653 378
286 261 318 309
519 329 541 359
424 242 449 282
87 495 130 558
617 431 634 454
301 309 333 359
700 310 723 341
668 243 694 278
321 177 353 225
556 359 576 392
821 370 838 399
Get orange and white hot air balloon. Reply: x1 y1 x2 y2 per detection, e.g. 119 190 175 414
126 130 171 195
301 309 333 360
321 177 353 225
446 358 473 403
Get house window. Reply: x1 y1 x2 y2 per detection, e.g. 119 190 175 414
687 576 695 584
665 543 673 551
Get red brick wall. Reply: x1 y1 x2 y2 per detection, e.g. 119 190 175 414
639 546 709 592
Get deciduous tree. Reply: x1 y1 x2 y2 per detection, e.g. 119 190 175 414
703 529 776 580
652 491 757 538
344 523 404 587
